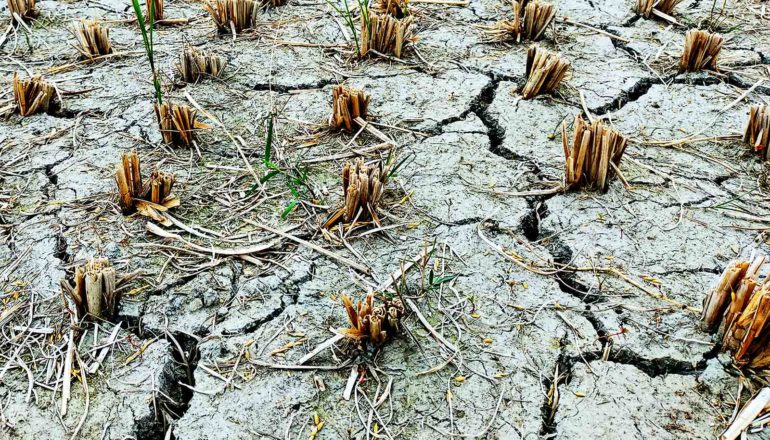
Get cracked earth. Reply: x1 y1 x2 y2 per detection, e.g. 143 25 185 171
1 0 770 438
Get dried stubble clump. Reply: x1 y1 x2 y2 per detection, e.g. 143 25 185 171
376 0 410 18
7 0 38 24
154 102 209 146
744 105 770 161
329 85 370 132
562 115 628 191
177 46 226 83
359 12 415 59
115 150 180 225
521 45 570 99
146 0 163 20
492 0 555 43
72 20 112 59
702 255 770 369
679 29 722 72
340 292 405 345
60 258 119 321
635 0 683 18
204 0 260 33
324 158 393 229
13 73 56 116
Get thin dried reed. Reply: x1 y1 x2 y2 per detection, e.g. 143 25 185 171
562 116 628 191
72 20 112 59
521 45 569 99
679 29 722 72
13 73 55 116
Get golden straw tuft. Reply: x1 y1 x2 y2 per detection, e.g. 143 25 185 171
491 0 555 43
635 0 683 18
115 150 180 225
154 102 209 147
359 12 415 59
72 20 112 60
177 46 226 83
60 258 119 321
329 85 370 132
146 0 163 21
679 29 722 72
324 157 393 229
521 45 570 99
203 0 259 33
13 73 55 116
702 255 770 369
339 292 405 345
744 105 770 161
562 115 628 191
7 0 37 24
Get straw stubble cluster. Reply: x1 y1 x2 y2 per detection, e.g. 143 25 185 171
325 158 392 228
115 150 180 226
359 12 415 59
635 0 683 18
329 85 370 132
562 116 628 191
13 74 56 116
72 20 112 59
702 255 770 368
491 0 555 43
154 102 208 146
204 0 259 33
521 46 570 99
177 46 226 83
60 259 119 321
7 0 37 23
744 104 770 161
340 292 405 345
679 29 722 72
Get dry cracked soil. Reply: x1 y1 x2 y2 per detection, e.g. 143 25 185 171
1 0 770 439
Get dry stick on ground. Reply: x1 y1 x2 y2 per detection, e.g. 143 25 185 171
562 115 629 191
204 0 259 33
521 45 570 99
359 12 415 59
744 104 770 161
324 157 393 229
679 29 723 72
71 20 112 60
115 149 180 226
723 388 770 440
635 0 683 18
60 258 119 321
7 0 37 24
177 46 226 83
490 0 555 43
154 102 209 146
12 73 55 116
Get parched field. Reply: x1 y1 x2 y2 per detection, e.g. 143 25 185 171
1 0 770 438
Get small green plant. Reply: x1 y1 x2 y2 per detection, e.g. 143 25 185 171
131 0 163 104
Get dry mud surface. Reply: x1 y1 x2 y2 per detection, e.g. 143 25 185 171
1 0 770 438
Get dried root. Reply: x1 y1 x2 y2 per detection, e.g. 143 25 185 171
60 259 119 321
204 0 259 33
329 85 370 132
490 0 555 43
324 157 393 229
521 45 570 99
702 255 770 368
177 46 226 83
359 12 415 59
340 292 405 345
7 0 37 24
146 0 163 21
635 0 683 18
154 102 209 146
72 20 112 60
744 105 770 161
376 0 410 18
13 73 56 116
562 115 628 191
679 29 722 72
115 150 180 225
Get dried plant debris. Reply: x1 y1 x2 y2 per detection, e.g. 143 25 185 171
7 0 37 24
72 20 112 59
329 85 370 132
13 73 56 116
679 29 722 72
147 0 163 21
324 157 393 229
562 115 628 191
154 102 209 146
376 0 410 18
115 150 180 225
744 105 770 161
360 12 415 59
701 255 770 368
177 46 226 83
60 259 120 321
204 0 259 33
521 45 569 99
491 0 555 43
635 0 683 18
340 292 405 345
